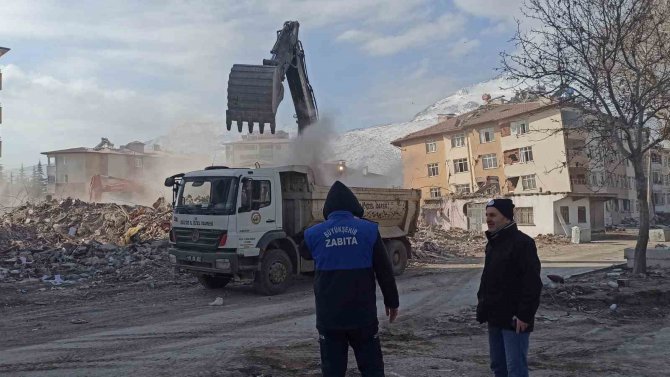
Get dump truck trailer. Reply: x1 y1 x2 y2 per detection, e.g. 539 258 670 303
166 165 421 295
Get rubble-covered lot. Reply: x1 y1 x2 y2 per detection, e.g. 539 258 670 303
410 225 570 262
226 267 670 377
0 198 184 288
0 204 667 376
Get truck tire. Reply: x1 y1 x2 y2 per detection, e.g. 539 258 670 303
385 240 408 276
197 275 231 289
254 249 293 296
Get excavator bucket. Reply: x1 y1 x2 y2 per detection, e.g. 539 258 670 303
226 64 284 134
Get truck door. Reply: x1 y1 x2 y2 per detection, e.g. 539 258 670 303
236 177 278 251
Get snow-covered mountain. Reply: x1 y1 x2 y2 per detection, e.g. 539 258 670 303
148 77 517 185
331 77 516 182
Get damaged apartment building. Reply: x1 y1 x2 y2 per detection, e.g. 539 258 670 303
392 97 670 237
41 138 164 200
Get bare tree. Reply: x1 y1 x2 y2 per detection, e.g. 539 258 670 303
502 0 670 273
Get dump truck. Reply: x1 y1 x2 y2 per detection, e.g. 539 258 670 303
166 165 421 295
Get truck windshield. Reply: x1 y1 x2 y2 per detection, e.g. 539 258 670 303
176 177 238 215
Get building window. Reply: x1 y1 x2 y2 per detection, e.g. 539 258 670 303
427 163 439 177
653 192 666 206
515 207 534 225
623 199 631 211
455 184 471 194
425 141 437 153
511 121 529 135
653 171 663 184
520 146 534 163
560 206 570 223
479 127 495 143
451 133 465 148
135 158 143 168
482 154 498 169
651 153 662 164
521 174 537 190
578 206 587 223
453 158 469 173
429 187 441 198
571 174 587 185
64 174 68 183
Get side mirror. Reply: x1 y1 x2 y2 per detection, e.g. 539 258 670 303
164 177 175 187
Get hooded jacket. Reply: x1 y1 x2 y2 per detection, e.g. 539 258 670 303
301 181 399 331
476 222 542 332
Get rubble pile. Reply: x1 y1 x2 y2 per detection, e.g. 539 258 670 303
410 226 486 261
0 198 178 286
534 233 570 245
543 268 670 318
0 198 171 250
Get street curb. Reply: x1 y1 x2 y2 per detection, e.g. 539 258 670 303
564 262 627 280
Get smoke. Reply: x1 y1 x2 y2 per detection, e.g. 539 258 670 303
282 117 339 186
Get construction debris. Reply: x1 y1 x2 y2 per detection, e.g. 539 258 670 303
410 226 571 262
534 233 570 245
410 226 486 261
0 198 178 287
543 267 670 318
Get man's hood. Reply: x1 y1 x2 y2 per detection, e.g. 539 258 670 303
323 181 364 218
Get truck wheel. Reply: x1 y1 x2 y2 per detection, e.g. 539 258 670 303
254 249 293 296
197 275 231 289
386 240 408 276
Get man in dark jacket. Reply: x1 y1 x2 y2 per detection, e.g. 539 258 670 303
476 198 542 377
301 181 399 377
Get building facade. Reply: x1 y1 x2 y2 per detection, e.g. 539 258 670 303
221 131 293 167
42 139 156 199
392 99 663 236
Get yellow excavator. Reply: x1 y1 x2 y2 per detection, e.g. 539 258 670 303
226 21 318 135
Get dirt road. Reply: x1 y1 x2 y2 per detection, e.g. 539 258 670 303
3 238 666 377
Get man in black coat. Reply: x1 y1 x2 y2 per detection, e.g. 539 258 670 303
300 181 399 377
476 198 542 377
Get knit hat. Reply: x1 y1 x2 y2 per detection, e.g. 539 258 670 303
486 198 515 220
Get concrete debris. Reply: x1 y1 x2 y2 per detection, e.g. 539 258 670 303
409 226 485 261
209 297 224 306
410 226 571 262
534 233 570 245
542 267 670 318
0 198 180 287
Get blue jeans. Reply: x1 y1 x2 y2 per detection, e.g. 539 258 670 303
488 324 530 377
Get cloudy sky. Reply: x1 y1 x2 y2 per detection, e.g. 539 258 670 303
0 0 523 168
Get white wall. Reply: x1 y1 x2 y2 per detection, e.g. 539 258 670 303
508 194 566 237
553 197 591 236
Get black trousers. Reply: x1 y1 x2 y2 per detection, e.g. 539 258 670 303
318 324 384 377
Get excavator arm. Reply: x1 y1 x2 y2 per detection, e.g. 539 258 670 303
226 21 318 135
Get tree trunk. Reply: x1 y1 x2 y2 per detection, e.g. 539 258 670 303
633 156 649 274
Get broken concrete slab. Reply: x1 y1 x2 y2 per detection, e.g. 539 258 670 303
625 247 670 268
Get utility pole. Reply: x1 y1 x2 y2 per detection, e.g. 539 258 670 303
0 46 9 159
